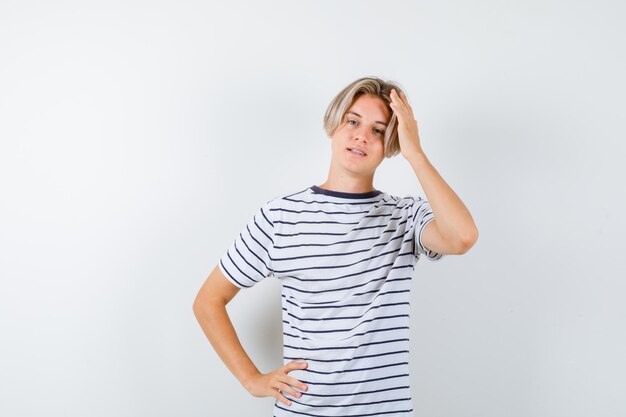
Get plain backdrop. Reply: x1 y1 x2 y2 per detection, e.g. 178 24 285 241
1 1 625 416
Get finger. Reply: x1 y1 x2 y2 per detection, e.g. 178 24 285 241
400 92 416 117
389 101 404 119
284 360 308 372
392 89 407 105
281 361 308 393
276 381 302 402
280 361 308 391
397 91 411 112
399 90 409 104
391 91 408 114
286 376 308 392
390 89 402 106
396 90 412 113
273 386 293 407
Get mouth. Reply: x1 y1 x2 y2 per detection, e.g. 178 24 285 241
346 147 367 157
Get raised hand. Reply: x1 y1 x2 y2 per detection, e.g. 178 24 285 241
389 88 423 159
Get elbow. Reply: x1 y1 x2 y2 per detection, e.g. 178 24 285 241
458 227 479 254
193 292 225 316
192 292 209 316
192 297 203 317
192 298 211 323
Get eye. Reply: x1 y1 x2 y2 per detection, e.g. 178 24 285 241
347 118 384 136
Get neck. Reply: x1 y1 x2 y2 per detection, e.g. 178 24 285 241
318 165 376 194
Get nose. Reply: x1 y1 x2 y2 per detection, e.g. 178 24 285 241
354 126 371 143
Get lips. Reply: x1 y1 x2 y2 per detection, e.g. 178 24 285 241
346 147 367 156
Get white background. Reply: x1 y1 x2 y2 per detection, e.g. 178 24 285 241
1 1 624 416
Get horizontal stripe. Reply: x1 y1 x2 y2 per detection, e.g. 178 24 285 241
286 314 410 335
284 349 409 364
296 386 410 397
283 326 411 342
284 302 409 322
275 403 413 417
287 395 411 408
284 286 413 309
300 374 409 386
283 337 410 352
270 235 406 262
285 358 409 375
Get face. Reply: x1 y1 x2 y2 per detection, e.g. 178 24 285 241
328 94 391 177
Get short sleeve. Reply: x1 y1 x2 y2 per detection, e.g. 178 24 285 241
409 196 444 261
218 200 276 288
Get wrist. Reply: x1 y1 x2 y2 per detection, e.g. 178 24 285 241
241 370 261 391
404 149 426 163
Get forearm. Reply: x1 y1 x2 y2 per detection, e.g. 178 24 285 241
405 150 477 244
193 300 260 390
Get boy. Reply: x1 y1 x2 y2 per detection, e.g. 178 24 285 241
193 76 478 416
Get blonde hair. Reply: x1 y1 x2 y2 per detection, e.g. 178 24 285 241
323 76 406 158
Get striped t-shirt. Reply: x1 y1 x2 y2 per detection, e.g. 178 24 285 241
219 185 444 417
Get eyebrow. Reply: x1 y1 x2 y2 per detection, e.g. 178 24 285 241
346 111 388 127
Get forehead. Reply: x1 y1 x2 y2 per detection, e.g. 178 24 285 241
346 94 390 124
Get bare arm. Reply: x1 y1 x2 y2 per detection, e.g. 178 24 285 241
388 88 478 255
192 265 260 390
406 152 478 255
193 264 309 407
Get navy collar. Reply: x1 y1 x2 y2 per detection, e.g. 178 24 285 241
310 185 382 199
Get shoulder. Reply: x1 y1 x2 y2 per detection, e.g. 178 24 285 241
265 186 312 206
259 186 313 218
399 194 428 208
380 192 423 209
275 186 313 201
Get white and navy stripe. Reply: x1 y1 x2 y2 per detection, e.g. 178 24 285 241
219 185 444 416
